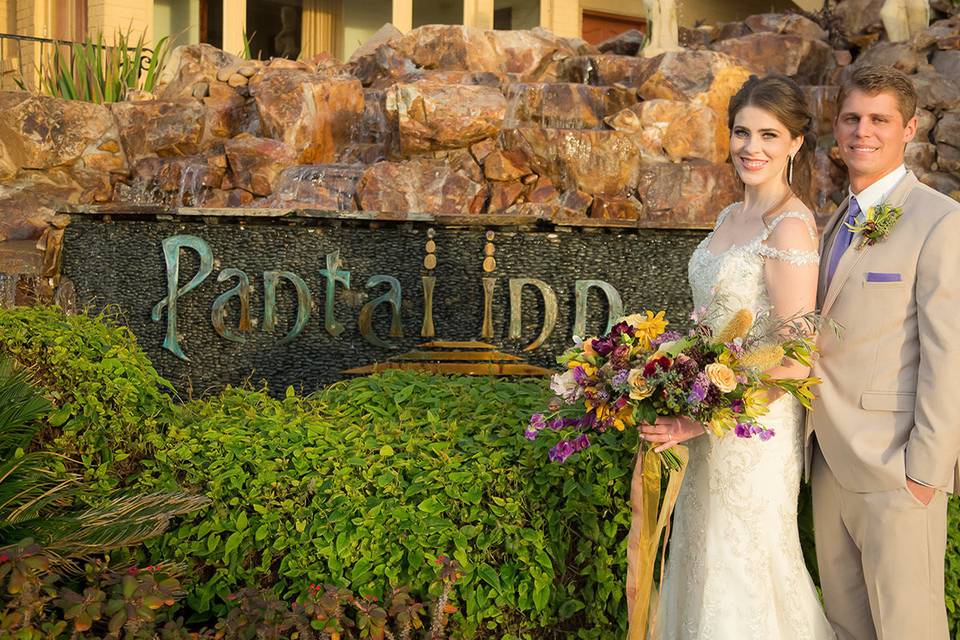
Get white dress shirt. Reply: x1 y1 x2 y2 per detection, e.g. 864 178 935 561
849 164 907 216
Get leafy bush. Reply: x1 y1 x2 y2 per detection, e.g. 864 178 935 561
3 307 959 638
948 498 960 639
0 541 460 640
137 374 638 638
0 540 186 638
0 307 177 488
0 350 207 560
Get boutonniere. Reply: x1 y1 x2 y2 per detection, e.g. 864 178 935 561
845 201 903 249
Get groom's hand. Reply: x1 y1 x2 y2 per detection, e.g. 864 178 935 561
906 476 936 506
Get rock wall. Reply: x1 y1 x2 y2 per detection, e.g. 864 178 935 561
1 4 958 258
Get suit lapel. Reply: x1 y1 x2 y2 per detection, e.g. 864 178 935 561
818 197 850 310
821 171 919 316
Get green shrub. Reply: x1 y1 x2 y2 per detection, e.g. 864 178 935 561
948 498 960 639
0 540 186 639
0 540 460 640
137 374 638 637
17 29 172 103
4 307 960 638
0 307 177 488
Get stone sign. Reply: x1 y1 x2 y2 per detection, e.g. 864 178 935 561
62 210 705 394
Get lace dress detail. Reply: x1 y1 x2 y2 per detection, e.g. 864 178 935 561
653 204 834 640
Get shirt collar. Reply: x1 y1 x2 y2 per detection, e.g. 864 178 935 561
849 164 907 214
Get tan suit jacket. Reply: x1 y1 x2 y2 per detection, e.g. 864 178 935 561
806 171 960 493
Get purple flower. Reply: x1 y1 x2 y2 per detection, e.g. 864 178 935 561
730 399 745 414
612 369 630 387
573 434 590 451
572 366 589 384
726 339 745 357
610 344 632 370
734 423 752 438
549 434 592 462
549 418 564 431
548 440 577 463
608 321 630 341
758 428 775 441
750 424 763 435
592 337 616 356
651 331 682 348
530 413 546 429
687 372 710 405
524 427 539 440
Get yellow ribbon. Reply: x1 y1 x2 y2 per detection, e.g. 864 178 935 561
626 445 688 640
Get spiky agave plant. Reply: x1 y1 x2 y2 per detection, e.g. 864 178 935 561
0 357 208 563
16 28 172 103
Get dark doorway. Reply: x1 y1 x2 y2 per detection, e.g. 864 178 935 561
201 0 223 49
247 0 304 59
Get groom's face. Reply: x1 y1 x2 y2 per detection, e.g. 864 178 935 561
835 89 917 190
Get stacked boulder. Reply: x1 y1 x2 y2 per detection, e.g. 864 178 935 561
0 3 958 245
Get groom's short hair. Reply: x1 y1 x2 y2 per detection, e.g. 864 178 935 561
836 65 918 127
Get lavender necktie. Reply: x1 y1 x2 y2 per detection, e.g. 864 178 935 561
826 196 861 289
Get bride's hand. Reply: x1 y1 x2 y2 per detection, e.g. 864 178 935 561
639 416 705 453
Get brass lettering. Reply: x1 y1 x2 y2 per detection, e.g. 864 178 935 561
481 277 496 338
508 278 557 352
151 235 214 361
573 279 623 338
319 251 350 337
358 275 403 348
420 276 436 337
262 271 312 343
211 268 253 343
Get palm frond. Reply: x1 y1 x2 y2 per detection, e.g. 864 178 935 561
34 492 210 556
0 358 51 459
0 354 209 561
0 454 77 527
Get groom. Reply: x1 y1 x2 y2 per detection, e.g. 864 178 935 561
808 64 960 639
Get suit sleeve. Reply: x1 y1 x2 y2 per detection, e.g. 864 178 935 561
906 208 960 489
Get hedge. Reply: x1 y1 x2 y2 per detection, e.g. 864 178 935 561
137 374 638 638
1 306 958 638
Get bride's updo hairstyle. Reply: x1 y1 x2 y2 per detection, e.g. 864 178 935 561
727 74 818 211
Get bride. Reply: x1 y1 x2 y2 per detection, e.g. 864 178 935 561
638 75 836 639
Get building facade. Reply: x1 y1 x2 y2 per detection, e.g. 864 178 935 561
2 0 821 88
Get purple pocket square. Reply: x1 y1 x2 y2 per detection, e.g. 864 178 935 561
865 272 902 283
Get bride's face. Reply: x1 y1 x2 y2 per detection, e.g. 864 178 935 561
730 105 803 188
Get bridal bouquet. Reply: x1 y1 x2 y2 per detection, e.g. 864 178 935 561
525 306 822 470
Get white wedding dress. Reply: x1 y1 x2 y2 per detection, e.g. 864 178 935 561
653 205 836 640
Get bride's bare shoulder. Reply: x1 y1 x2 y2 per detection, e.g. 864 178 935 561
764 208 819 253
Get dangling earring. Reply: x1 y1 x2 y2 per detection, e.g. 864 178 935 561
787 155 794 186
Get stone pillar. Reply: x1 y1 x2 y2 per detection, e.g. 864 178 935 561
222 0 248 56
880 0 930 43
0 0 12 34
13 0 43 89
463 0 494 29
392 0 413 33
88 0 153 44
539 0 580 39
301 0 343 58
642 0 681 57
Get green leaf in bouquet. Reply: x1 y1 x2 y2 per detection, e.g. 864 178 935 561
663 336 696 358
633 403 657 426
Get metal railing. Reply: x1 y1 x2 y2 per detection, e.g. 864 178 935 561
0 32 153 91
